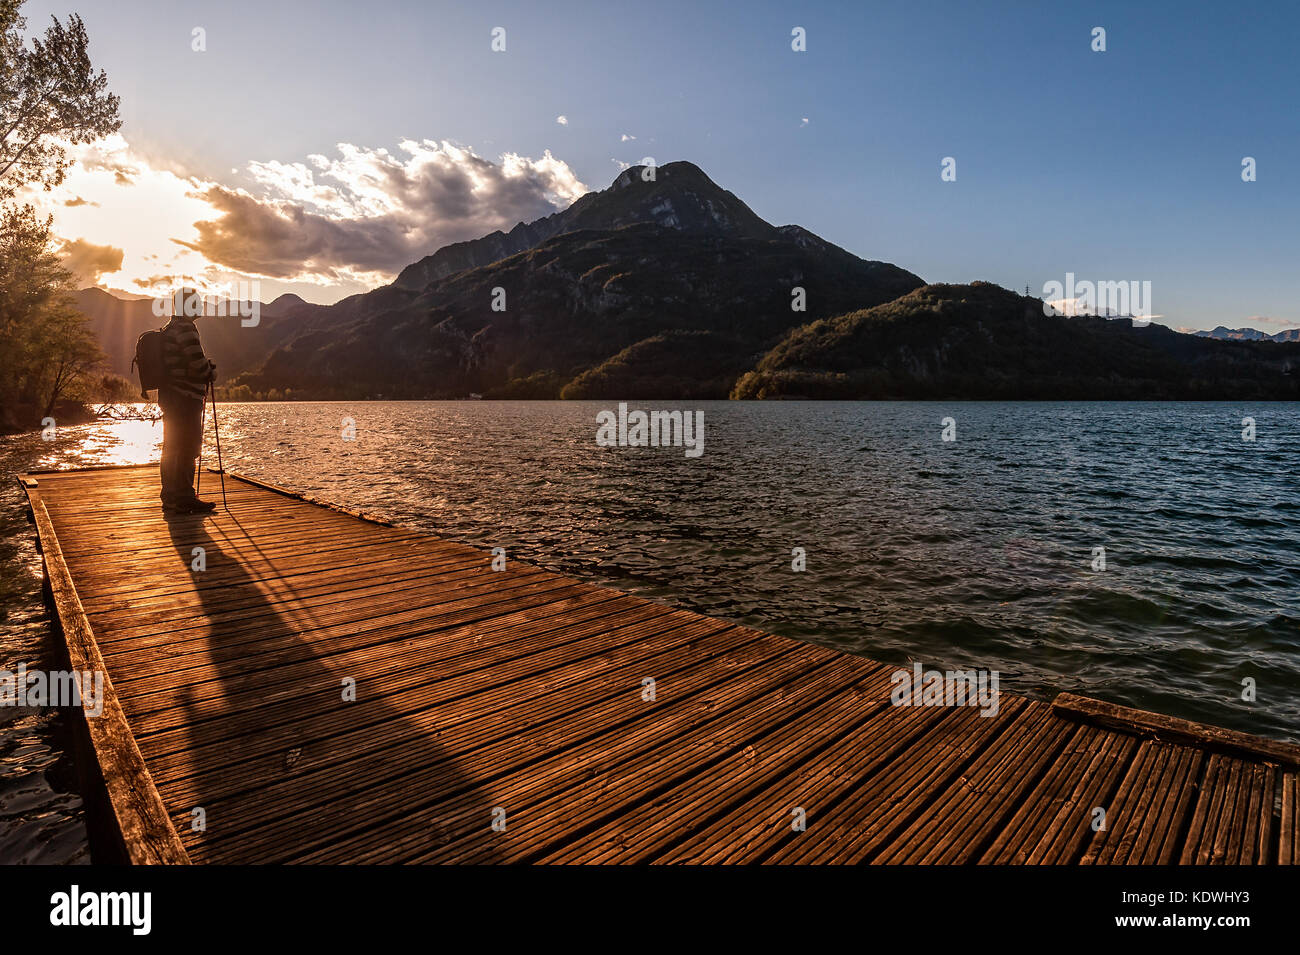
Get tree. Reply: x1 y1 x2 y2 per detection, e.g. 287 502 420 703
30 291 101 417
87 371 138 402
0 0 121 201
0 201 62 410
0 2 118 431
0 202 101 419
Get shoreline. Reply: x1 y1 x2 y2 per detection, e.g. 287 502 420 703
0 401 100 437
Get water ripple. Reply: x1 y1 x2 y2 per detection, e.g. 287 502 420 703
1 399 1297 863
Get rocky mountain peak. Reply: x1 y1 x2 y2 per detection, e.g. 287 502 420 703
393 160 773 291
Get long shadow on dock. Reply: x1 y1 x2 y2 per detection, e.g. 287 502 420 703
154 507 501 863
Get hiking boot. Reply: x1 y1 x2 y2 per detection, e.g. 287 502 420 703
164 498 217 515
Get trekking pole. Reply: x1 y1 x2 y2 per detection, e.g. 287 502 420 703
209 379 228 510
195 389 203 500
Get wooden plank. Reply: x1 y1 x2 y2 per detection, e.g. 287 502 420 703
1180 753 1256 865
212 634 821 863
1239 763 1274 865
1144 747 1206 864
1280 772 1296 865
535 663 898 863
1054 692 1300 768
90 556 574 647
1081 741 1206 865
661 681 969 863
103 570 590 676
1030 730 1141 864
121 591 644 751
878 702 1069 864
22 490 188 864
1080 740 1166 865
86 550 501 638
979 726 1138 864
385 648 861 866
772 698 1028 864
111 589 640 696
186 624 771 861
156 616 751 812
126 600 695 741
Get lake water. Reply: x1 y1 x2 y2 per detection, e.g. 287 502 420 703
2 399 1298 863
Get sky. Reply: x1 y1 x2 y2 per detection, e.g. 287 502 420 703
17 0 1300 332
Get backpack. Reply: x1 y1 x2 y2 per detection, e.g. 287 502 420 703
132 328 167 397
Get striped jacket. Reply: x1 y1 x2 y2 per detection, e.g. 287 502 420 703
162 317 214 399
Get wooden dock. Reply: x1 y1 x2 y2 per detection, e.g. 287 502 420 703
18 464 1300 864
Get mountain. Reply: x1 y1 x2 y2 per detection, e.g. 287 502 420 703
267 292 309 312
232 163 925 399
73 162 1294 402
733 282 1300 400
72 287 318 380
1195 325 1300 343
392 161 776 291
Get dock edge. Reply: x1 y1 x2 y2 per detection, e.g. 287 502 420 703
18 474 190 865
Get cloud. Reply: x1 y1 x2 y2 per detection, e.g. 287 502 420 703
79 146 141 176
555 115 568 125
620 133 636 141
1237 315 1299 329
179 140 589 283
1044 296 1160 320
28 135 245 297
30 135 588 296
59 238 124 286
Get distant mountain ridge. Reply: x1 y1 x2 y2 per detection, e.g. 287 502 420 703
72 287 318 380
66 161 1300 401
734 283 1300 400
1195 325 1300 343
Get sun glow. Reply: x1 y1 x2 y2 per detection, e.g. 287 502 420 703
70 416 164 467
